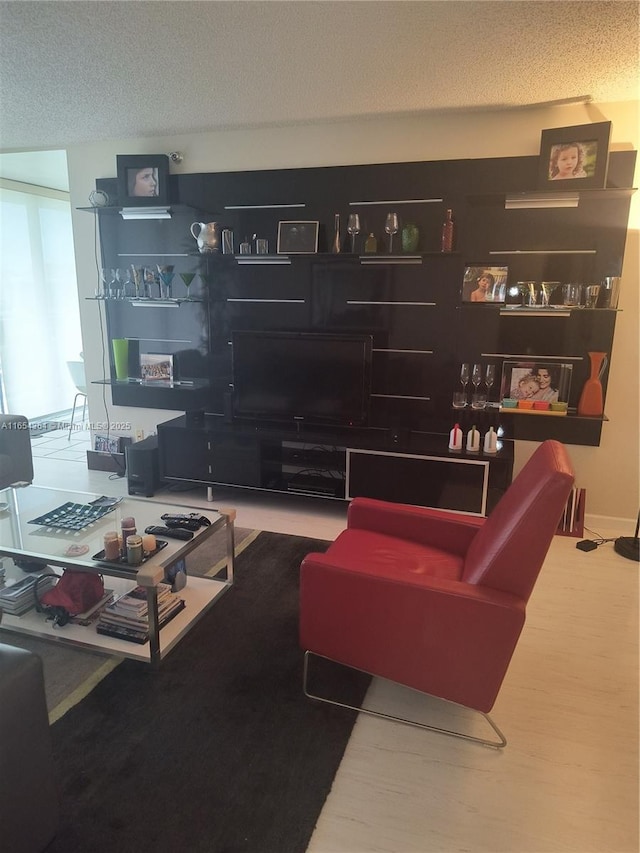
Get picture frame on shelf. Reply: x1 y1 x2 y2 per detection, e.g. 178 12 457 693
276 221 319 254
94 434 121 454
536 121 611 190
140 353 174 384
116 154 169 207
500 361 573 406
462 265 508 303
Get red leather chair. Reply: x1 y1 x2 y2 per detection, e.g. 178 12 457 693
299 440 575 747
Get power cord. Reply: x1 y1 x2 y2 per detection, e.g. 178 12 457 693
576 513 639 562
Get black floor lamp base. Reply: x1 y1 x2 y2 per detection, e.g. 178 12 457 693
614 536 640 562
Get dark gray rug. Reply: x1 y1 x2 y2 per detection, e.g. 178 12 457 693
45 531 370 853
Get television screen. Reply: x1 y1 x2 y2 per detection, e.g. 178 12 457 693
231 331 373 426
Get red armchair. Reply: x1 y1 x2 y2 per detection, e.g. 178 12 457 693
299 440 575 747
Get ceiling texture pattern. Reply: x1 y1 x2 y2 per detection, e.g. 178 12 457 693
0 0 638 151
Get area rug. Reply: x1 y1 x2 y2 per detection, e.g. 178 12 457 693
46 531 370 853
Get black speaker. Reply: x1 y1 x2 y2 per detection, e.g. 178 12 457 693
125 435 160 497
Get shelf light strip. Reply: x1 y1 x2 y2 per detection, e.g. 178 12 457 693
481 353 584 361
347 300 436 306
223 203 306 210
505 193 579 209
349 199 442 206
236 258 291 265
226 298 305 304
489 249 597 255
131 300 180 308
360 258 422 265
118 253 190 258
500 310 571 318
371 393 431 401
373 348 434 354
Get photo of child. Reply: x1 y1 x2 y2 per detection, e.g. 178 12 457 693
501 361 572 406
462 265 508 303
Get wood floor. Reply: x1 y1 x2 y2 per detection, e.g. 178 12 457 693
31 449 640 853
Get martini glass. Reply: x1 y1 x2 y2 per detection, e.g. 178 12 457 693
157 265 175 299
180 272 196 299
99 268 116 299
115 267 131 298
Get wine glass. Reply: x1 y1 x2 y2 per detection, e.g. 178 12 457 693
471 363 482 391
180 272 196 298
99 268 116 298
485 364 496 400
460 363 470 392
115 267 131 299
347 213 361 253
384 212 399 253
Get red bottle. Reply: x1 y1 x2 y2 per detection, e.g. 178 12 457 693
441 208 455 253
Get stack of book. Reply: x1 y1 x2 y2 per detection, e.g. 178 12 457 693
96 583 185 644
0 574 56 616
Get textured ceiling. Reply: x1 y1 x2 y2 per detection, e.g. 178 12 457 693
0 0 638 151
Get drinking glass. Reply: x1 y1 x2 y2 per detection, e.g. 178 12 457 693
180 272 196 298
541 281 560 308
347 213 361 253
384 212 399 253
157 265 175 299
115 268 131 298
452 390 467 408
585 284 601 309
485 363 496 400
99 268 116 299
460 363 470 392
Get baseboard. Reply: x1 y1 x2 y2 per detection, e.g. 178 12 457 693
584 513 637 535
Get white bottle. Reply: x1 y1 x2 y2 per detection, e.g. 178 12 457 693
448 423 463 451
483 426 498 454
466 425 480 452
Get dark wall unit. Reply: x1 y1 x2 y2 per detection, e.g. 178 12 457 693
86 149 635 508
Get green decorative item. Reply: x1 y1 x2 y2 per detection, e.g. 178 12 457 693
112 339 129 380
401 223 419 252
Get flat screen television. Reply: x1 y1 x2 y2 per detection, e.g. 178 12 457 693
231 330 373 426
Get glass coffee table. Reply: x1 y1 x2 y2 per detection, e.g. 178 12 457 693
0 485 236 666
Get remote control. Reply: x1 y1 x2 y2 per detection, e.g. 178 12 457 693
164 518 201 531
161 513 211 527
144 525 194 541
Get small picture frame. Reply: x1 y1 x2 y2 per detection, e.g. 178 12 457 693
94 434 121 454
500 361 573 404
116 154 169 206
462 265 508 303
276 221 319 254
537 122 611 190
140 353 174 384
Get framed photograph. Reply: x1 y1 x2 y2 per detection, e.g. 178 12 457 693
462 265 508 303
277 221 319 254
116 154 169 206
500 361 573 404
94 434 121 454
140 353 174 383
537 122 611 190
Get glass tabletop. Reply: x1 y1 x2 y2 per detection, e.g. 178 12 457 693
0 485 222 577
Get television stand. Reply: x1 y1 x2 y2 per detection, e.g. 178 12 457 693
157 415 514 516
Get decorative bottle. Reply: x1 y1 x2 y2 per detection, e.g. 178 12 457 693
364 233 377 253
331 213 341 253
577 352 608 417
466 425 480 452
441 208 455 253
448 423 463 451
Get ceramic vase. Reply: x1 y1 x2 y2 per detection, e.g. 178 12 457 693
577 351 608 416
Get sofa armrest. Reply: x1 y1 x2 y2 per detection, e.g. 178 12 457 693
0 415 34 488
347 497 483 556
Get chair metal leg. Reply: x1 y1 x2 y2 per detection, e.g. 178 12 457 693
302 650 507 750
68 392 87 440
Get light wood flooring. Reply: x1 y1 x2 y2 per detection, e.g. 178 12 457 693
30 443 639 853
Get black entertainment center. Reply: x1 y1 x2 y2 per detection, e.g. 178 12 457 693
86 149 635 513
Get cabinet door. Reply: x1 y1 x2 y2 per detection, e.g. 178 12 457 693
160 428 209 481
